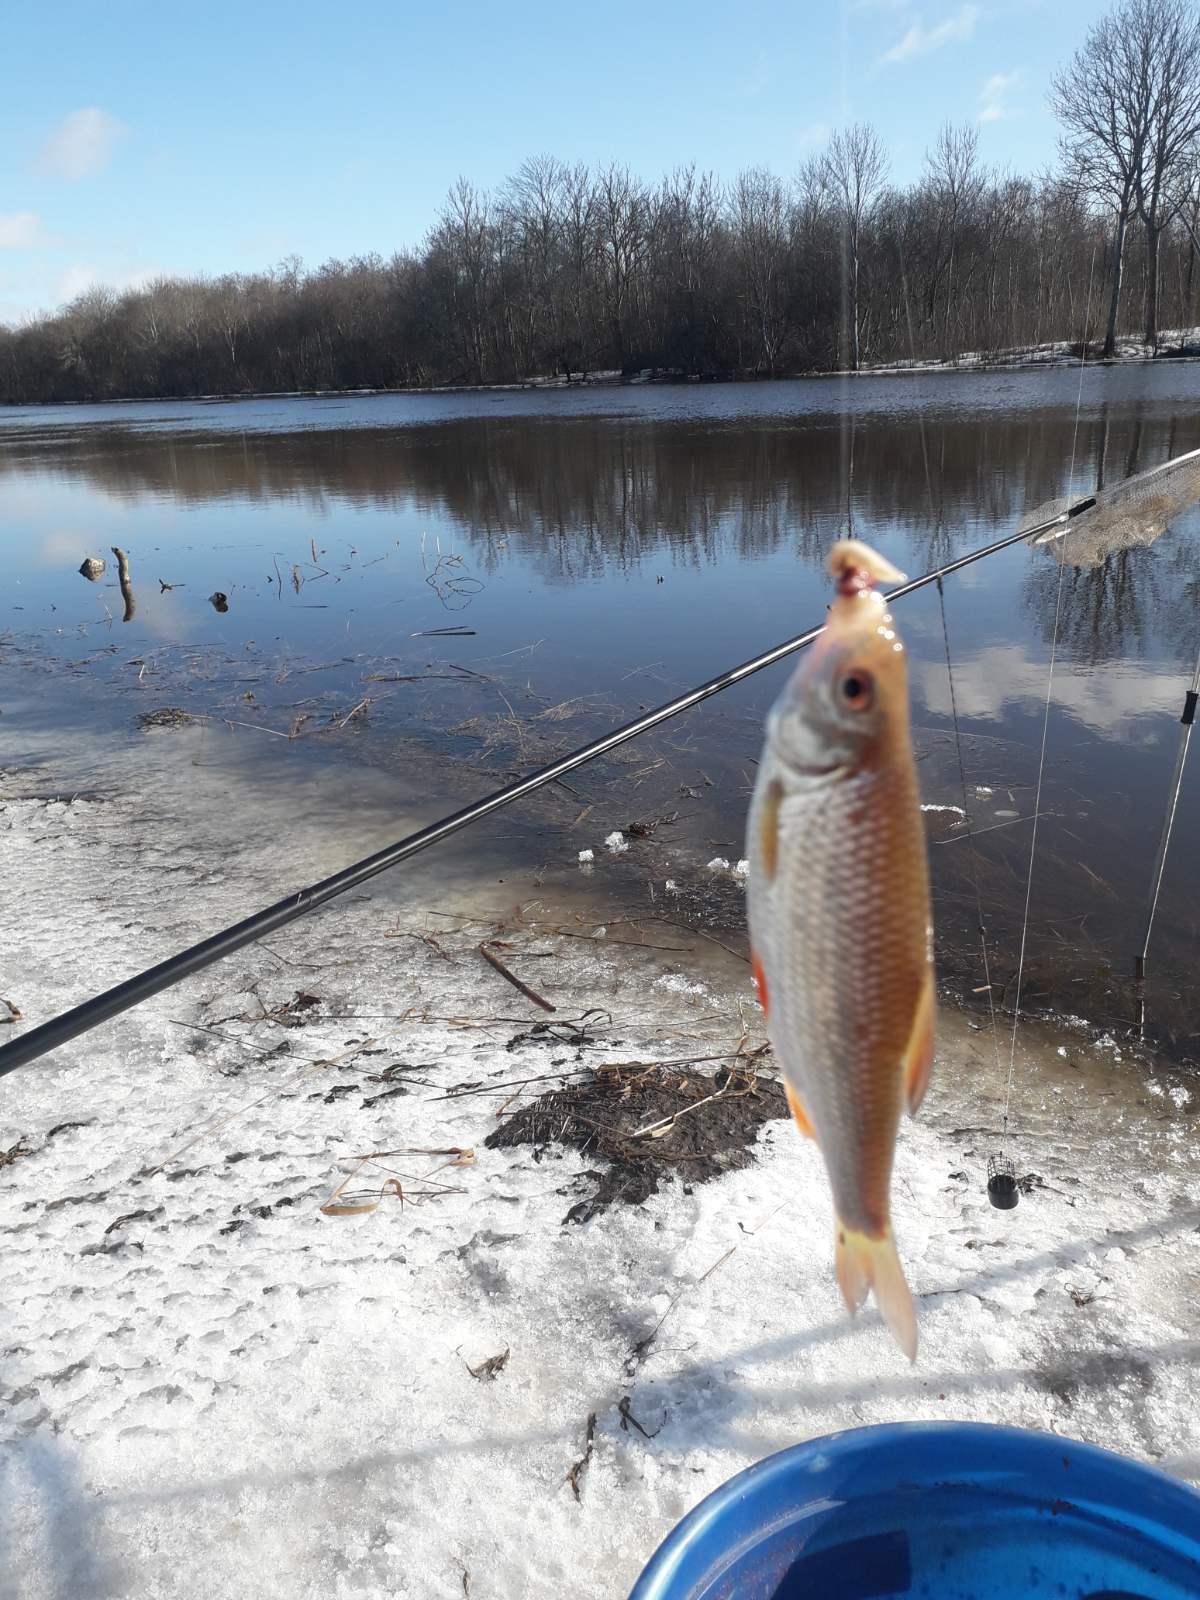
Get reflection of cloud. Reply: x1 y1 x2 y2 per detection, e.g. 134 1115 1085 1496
881 3 978 62
38 530 93 567
915 642 1187 735
0 211 49 249
37 108 127 180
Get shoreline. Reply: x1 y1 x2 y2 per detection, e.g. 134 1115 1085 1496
3 710 1200 1595
4 338 1200 410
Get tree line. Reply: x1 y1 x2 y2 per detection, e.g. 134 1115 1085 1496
3 0 1200 403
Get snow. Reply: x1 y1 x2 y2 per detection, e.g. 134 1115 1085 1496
868 327 1200 375
4 728 1200 1598
577 849 594 864
604 832 628 854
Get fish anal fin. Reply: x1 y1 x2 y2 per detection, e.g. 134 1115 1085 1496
903 968 935 1116
835 1222 917 1361
784 1081 815 1140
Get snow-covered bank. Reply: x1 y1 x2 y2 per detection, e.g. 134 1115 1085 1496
3 727 1200 1599
869 326 1200 376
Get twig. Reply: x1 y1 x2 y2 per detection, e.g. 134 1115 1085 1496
220 718 292 739
111 546 136 623
363 673 479 684
479 943 556 1013
567 1414 597 1502
332 698 370 729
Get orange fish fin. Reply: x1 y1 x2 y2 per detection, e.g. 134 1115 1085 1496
784 1081 815 1140
835 1222 917 1362
903 968 935 1117
750 949 769 1016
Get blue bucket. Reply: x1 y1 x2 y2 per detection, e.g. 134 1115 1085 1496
628 1423 1200 1600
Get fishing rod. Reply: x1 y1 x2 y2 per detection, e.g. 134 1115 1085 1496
0 497 1100 1081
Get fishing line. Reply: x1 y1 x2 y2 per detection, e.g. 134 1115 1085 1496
898 233 1005 1092
0 510 1087 1082
935 575 1004 1089
1135 635 1200 1011
1001 244 1098 1139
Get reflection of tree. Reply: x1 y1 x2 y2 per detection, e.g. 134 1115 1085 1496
3 398 1198 594
1025 547 1165 665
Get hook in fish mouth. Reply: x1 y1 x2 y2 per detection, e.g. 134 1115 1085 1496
827 539 907 597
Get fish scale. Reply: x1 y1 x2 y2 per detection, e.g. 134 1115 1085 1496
746 538 933 1360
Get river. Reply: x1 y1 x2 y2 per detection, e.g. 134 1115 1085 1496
2 366 1199 1062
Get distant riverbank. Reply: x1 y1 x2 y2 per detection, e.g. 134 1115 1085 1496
5 329 1200 409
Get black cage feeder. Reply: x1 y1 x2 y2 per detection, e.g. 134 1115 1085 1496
987 1153 1019 1210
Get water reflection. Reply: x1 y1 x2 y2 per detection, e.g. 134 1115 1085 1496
3 393 1198 579
2 370 1200 1062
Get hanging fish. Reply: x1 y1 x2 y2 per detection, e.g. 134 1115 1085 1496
746 538 933 1360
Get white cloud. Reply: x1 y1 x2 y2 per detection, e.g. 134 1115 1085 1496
979 69 1020 122
881 4 979 63
796 121 832 151
0 211 48 249
54 262 161 307
37 108 126 181
736 50 772 98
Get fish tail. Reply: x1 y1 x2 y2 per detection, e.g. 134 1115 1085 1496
835 1221 918 1362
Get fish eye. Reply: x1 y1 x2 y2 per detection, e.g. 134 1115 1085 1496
838 668 874 711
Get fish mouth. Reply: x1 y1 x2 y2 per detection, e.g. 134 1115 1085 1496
772 753 852 784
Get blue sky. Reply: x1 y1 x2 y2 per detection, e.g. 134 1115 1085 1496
0 0 1108 324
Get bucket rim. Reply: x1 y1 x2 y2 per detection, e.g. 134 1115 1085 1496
626 1420 1200 1600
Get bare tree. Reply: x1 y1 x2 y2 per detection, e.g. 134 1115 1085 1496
596 165 647 368
1134 0 1200 345
922 124 986 357
1052 2 1158 354
730 167 791 373
821 125 889 370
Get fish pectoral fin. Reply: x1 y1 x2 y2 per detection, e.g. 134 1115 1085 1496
784 1082 816 1140
835 1222 917 1361
750 949 769 1016
903 969 935 1117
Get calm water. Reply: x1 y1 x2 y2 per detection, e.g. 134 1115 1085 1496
2 368 1199 1059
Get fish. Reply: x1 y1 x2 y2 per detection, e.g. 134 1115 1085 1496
745 537 933 1360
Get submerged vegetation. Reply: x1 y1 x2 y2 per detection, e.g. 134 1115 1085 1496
4 3 1200 402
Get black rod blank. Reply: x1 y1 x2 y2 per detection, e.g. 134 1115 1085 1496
0 507 1083 1080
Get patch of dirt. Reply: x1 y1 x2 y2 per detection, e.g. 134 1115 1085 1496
137 707 197 731
486 1058 786 1223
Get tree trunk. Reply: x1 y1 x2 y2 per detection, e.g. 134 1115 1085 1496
1144 221 1161 350
1103 210 1128 358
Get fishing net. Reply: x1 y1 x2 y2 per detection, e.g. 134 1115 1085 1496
1021 447 1200 568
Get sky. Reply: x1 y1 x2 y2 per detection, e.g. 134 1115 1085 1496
0 0 1112 325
